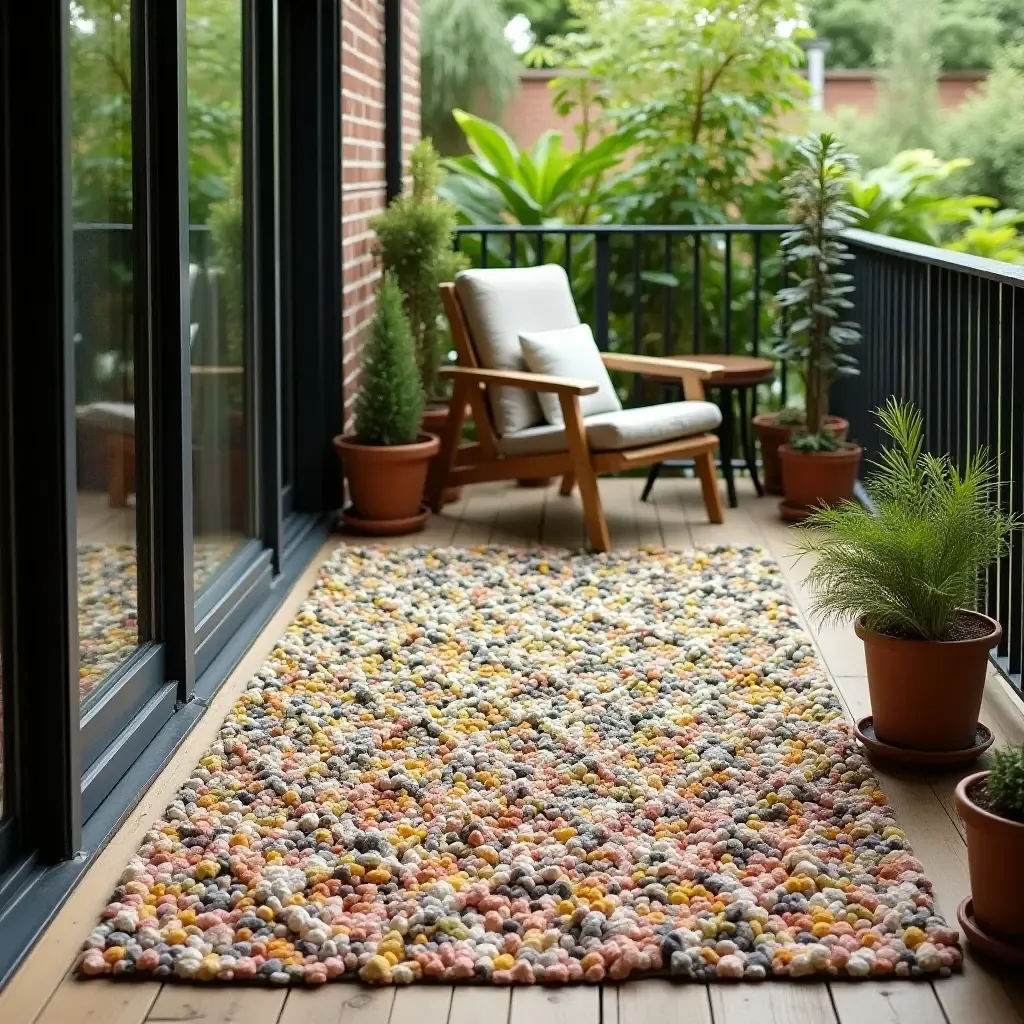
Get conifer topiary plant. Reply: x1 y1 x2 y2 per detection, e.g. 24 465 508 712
354 273 424 447
372 139 469 402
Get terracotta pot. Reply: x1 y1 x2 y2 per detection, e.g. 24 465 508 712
753 414 849 495
333 432 440 533
955 771 1024 944
778 442 861 522
856 611 1000 751
422 405 463 505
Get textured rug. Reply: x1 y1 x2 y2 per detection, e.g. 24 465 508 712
77 539 243 700
78 546 962 986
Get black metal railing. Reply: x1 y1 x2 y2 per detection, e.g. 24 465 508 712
454 224 791 414
834 229 1024 687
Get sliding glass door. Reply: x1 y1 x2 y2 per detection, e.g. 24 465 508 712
0 0 343 987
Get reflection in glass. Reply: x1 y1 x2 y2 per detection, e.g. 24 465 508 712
70 1 140 703
187 0 252 595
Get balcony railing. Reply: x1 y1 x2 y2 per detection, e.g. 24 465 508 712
455 224 1024 692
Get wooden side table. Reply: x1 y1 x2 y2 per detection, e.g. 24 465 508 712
641 353 775 508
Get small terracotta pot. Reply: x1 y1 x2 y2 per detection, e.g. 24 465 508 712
422 405 462 505
955 771 1024 945
856 611 1000 751
333 432 440 533
778 442 861 521
753 414 848 495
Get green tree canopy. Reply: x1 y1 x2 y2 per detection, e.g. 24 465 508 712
810 0 1016 70
420 0 521 155
500 0 575 49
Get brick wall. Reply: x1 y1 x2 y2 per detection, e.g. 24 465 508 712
503 68 986 152
341 0 420 429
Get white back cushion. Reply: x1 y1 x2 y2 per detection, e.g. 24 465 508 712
520 324 622 425
455 265 581 436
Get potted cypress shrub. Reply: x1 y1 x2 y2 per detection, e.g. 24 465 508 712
956 744 1024 964
372 139 469 501
771 133 863 521
797 399 1017 758
333 273 439 535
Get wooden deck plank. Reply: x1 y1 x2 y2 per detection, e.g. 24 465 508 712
147 986 287 1023
601 479 641 549
390 986 452 1024
709 984 838 1024
617 979 712 1024
627 477 663 548
277 987 394 1024
600 986 618 1024
448 986 511 1024
829 981 947 1024
509 987 600 1024
35 978 158 1024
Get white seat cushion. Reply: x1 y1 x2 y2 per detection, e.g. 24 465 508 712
497 401 722 456
519 324 621 425
455 265 581 436
77 401 136 435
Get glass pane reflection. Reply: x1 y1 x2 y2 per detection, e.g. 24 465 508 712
70 0 140 703
187 0 252 596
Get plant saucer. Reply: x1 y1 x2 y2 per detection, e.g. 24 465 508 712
342 505 430 537
854 716 993 768
958 897 1024 966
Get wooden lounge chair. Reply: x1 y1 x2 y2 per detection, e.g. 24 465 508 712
427 265 726 552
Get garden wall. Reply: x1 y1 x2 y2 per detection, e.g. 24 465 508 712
342 0 421 429
502 68 986 152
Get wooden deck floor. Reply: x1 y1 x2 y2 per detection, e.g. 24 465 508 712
4 476 1024 1024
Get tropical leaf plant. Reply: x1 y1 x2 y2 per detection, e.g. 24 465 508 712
437 109 632 226
796 399 1019 642
846 150 997 246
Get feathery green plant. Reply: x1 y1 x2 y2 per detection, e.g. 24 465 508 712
354 274 424 447
372 140 469 401
987 744 1024 821
796 399 1018 641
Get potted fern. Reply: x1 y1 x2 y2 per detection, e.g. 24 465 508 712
955 744 1024 964
371 139 469 501
333 273 438 535
771 133 862 521
798 399 1017 756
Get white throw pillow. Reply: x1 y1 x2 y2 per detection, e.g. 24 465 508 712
519 324 623 426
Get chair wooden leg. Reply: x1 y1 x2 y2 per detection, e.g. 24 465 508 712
426 382 469 513
559 472 575 496
558 394 610 552
695 448 725 524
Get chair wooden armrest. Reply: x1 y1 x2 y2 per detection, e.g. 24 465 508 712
441 365 600 397
600 353 725 379
601 353 724 401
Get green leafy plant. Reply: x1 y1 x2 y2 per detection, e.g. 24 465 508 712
986 743 1024 821
420 0 521 156
438 110 631 226
790 431 841 453
797 399 1019 641
372 140 469 401
846 150 996 246
773 133 861 438
947 208 1024 264
354 274 424 447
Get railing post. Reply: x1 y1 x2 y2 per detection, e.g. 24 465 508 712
594 232 610 351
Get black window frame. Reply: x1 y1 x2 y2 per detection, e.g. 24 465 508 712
0 0 343 985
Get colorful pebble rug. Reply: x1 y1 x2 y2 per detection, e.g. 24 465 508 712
78 545 962 987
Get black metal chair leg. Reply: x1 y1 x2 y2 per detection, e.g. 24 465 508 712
718 387 738 509
641 461 662 502
737 388 763 497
